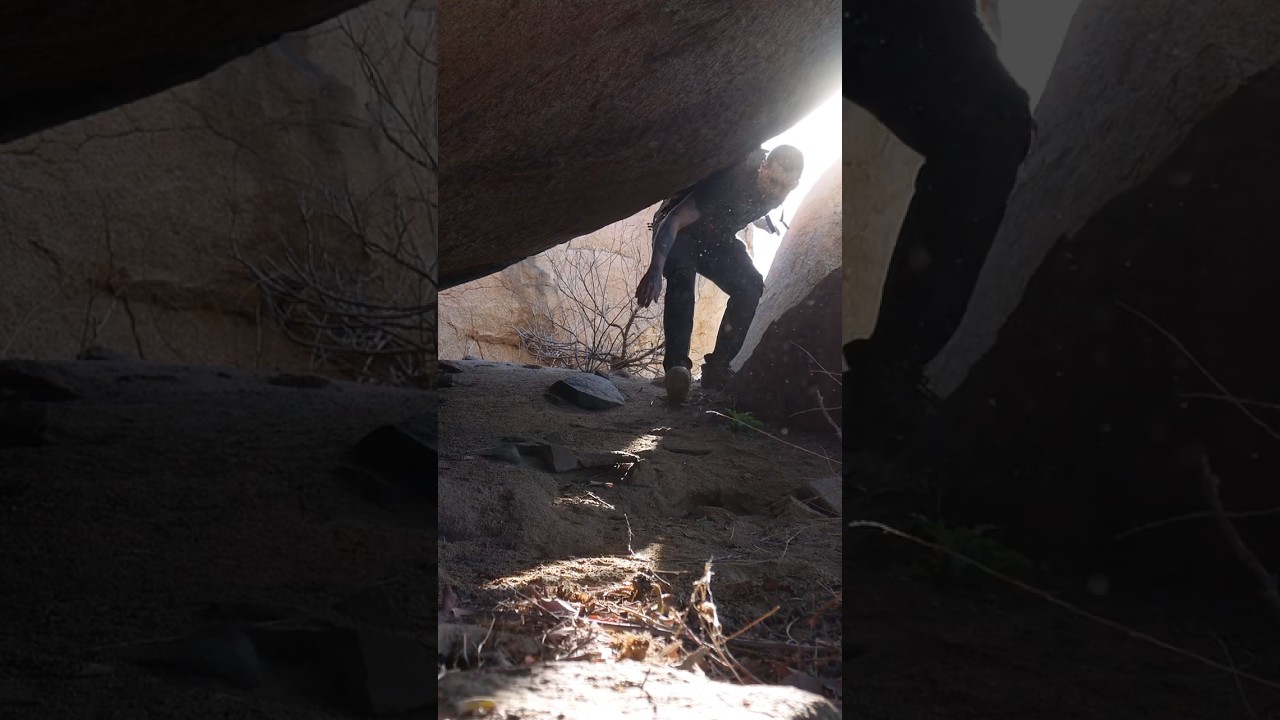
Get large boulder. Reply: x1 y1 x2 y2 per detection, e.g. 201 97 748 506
842 101 923 348
438 0 841 287
0 0 436 375
730 162 841 436
0 0 367 143
912 0 1280 588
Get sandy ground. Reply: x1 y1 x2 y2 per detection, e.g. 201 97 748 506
0 356 437 718
435 360 844 711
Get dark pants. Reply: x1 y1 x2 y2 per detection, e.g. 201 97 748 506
845 0 1033 453
662 236 764 372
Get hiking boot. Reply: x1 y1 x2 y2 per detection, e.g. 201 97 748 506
664 366 691 404
699 362 734 391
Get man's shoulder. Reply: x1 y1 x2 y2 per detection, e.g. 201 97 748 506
691 148 764 198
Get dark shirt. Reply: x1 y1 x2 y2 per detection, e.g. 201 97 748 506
678 148 783 246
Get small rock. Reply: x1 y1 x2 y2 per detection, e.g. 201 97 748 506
439 361 464 373
479 444 523 465
613 368 632 378
351 409 438 486
549 373 626 410
547 444 580 473
515 442 579 473
0 360 81 401
523 363 543 369
794 476 841 517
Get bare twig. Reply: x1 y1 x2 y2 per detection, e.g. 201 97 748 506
1117 302 1280 442
506 224 664 376
1179 392 1280 413
1213 631 1259 720
1199 455 1280 630
849 520 1280 692
706 410 840 465
1115 504 1280 540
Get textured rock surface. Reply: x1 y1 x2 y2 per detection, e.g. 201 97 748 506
437 661 840 720
549 373 626 411
842 101 923 346
438 0 841 287
929 0 1280 396
911 2 1280 587
0 0 365 143
731 162 841 435
0 0 436 375
439 203 749 370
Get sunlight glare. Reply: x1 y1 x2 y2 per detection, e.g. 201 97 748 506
755 87 842 276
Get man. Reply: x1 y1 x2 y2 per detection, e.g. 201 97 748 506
635 145 804 404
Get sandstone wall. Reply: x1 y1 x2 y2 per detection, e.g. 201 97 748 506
841 101 924 351
0 0 437 377
439 206 751 374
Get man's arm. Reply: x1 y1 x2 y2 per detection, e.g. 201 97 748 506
648 195 701 273
635 195 701 308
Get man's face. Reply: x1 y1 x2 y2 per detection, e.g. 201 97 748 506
758 158 802 199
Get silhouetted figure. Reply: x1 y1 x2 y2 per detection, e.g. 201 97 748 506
635 145 804 404
845 0 1034 455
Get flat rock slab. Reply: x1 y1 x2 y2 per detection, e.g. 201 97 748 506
438 661 839 720
796 476 842 516
0 359 82 401
549 373 626 410
351 407 438 485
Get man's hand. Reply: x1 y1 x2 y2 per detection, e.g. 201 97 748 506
635 266 664 308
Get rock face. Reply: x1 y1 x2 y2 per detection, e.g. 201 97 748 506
911 1 1280 587
438 0 842 287
0 0 437 378
438 204 750 371
731 162 841 436
929 0 1280 395
842 102 923 347
437 661 839 720
549 374 626 411
0 1 366 143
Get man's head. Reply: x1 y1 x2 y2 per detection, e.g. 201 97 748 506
758 145 804 198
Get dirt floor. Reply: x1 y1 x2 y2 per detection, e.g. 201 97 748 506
7 353 1276 718
844 483 1280 718
0 355 439 718
435 360 844 714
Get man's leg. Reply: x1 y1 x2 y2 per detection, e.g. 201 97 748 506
845 0 1033 454
697 238 765 388
661 256 697 372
